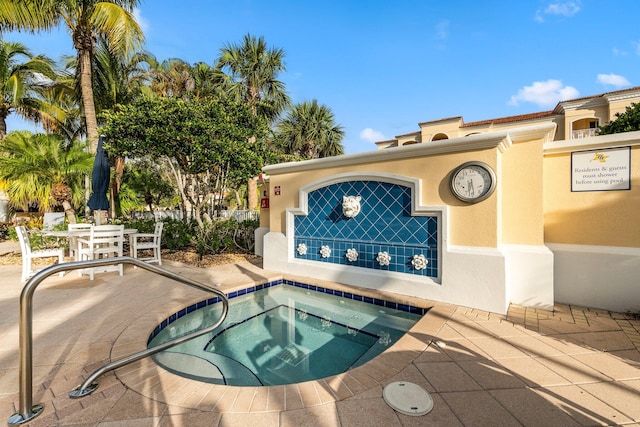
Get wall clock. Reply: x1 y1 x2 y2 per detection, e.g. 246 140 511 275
450 161 497 203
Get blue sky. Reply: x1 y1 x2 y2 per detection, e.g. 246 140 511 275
5 0 640 154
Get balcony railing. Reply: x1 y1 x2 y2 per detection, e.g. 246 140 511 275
571 128 599 139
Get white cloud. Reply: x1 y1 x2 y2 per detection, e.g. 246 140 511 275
360 128 385 142
535 1 580 22
435 20 450 40
133 8 149 33
612 47 627 56
534 11 544 23
508 79 580 107
597 73 630 87
545 2 581 16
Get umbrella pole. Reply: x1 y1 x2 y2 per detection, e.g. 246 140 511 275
95 210 106 225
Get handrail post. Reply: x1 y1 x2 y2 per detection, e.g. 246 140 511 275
7 277 43 425
8 257 228 426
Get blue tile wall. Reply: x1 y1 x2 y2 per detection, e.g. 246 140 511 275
294 181 438 278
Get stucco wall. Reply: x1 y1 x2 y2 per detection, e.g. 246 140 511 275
544 133 640 247
501 137 545 246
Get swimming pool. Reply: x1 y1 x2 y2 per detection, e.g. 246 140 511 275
147 280 427 386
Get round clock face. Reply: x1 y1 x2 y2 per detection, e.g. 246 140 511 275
450 162 496 203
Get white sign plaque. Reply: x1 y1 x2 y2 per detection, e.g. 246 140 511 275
571 147 631 192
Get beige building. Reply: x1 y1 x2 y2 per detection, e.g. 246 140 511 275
376 86 640 148
257 87 640 315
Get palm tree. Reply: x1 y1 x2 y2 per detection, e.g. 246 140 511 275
0 0 145 153
143 56 195 100
0 40 59 138
277 100 345 158
216 33 290 123
92 37 148 111
90 38 150 217
216 33 290 209
0 131 93 222
191 62 226 100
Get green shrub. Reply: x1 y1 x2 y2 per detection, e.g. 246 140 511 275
192 218 258 258
161 219 197 250
121 218 196 251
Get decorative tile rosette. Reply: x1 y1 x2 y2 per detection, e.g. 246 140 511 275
376 251 391 266
345 248 358 262
297 243 308 256
320 245 332 258
411 254 428 270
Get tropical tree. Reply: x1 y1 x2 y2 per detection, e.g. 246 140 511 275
216 33 290 122
191 61 226 100
0 131 93 222
0 0 145 153
38 60 84 140
277 100 345 158
0 40 60 138
216 33 291 209
101 97 269 226
599 103 640 135
141 55 195 100
90 38 149 216
121 158 177 214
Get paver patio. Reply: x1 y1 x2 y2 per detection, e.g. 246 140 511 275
1 242 639 426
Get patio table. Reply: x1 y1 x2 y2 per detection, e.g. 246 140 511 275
43 228 138 259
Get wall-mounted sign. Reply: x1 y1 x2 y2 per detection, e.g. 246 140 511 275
260 198 269 208
571 147 631 192
274 185 281 196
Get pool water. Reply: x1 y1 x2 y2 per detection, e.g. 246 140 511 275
148 282 424 386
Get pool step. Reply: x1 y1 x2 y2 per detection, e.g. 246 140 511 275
152 350 262 386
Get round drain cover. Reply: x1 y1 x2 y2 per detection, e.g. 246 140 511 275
383 381 433 416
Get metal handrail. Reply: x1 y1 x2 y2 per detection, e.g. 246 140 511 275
8 257 229 426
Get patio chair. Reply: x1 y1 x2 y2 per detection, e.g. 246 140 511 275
77 225 125 280
130 222 164 265
67 223 93 260
16 226 65 282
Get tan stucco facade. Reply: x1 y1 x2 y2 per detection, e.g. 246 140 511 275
257 87 640 314
544 135 640 247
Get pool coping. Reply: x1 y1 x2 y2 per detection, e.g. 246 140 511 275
147 278 429 345
111 276 452 412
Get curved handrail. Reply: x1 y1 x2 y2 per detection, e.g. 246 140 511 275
8 257 229 426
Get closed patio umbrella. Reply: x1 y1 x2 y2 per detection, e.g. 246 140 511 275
87 136 110 223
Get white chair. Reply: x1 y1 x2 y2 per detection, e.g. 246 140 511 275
67 223 93 260
130 222 164 265
16 226 65 282
77 225 124 280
